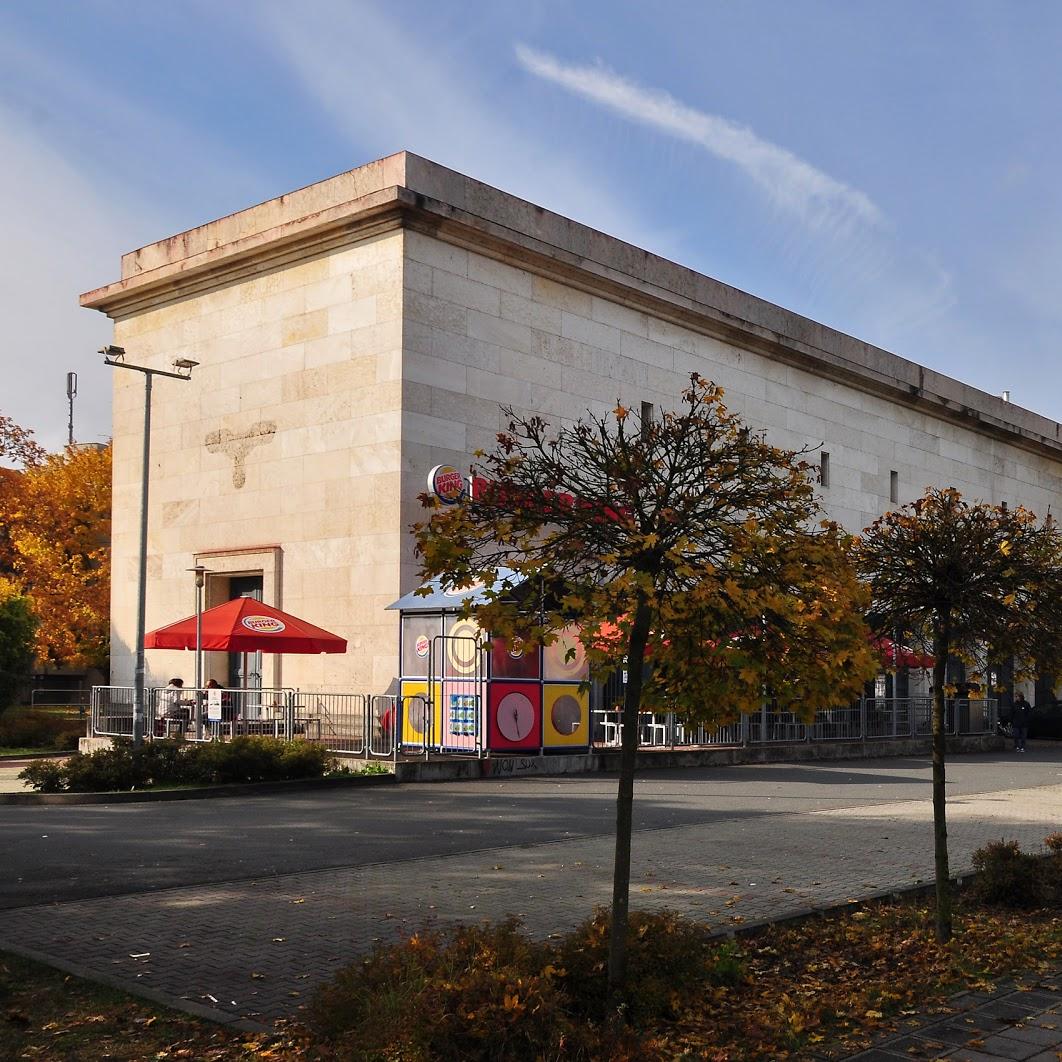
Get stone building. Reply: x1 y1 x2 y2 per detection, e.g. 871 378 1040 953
82 151 1062 695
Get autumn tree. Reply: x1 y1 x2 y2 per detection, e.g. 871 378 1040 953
0 577 36 711
415 375 876 997
0 415 46 576
855 488 1062 942
0 415 46 470
1 441 112 670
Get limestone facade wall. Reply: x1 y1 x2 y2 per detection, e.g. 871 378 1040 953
399 229 1062 542
108 232 405 692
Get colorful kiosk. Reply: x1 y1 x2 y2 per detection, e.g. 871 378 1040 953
386 575 591 756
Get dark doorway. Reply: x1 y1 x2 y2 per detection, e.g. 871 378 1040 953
228 575 263 689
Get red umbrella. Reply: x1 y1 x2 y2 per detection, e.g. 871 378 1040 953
871 635 934 670
144 598 347 654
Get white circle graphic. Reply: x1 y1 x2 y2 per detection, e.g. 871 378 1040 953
496 691 534 742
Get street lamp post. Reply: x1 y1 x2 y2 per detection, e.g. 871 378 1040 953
102 346 198 746
187 564 211 739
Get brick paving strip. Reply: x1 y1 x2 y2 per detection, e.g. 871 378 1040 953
2 783 1060 1034
844 971 1062 1060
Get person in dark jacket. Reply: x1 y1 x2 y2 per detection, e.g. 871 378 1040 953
1011 693 1032 753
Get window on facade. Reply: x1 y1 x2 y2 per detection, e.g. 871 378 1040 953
890 470 899 504
819 451 830 488
640 401 654 432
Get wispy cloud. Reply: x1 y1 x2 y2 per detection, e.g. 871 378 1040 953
516 45 884 237
249 1 675 258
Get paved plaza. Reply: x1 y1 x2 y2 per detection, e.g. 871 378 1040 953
2 748 1062 1046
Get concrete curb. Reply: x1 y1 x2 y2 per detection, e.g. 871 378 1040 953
716 870 980 944
395 734 1004 783
0 771 396 806
0 940 273 1034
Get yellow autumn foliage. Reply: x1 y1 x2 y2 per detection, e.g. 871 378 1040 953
0 443 111 669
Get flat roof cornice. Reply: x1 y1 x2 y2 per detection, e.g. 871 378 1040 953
81 151 1062 461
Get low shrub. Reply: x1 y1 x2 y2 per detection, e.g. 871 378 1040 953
19 737 335 792
188 736 333 785
306 910 745 1060
0 709 82 751
969 838 1053 908
18 759 67 792
556 908 745 1026
60 744 152 792
307 919 585 1061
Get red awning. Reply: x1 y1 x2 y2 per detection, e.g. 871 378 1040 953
871 635 934 670
144 598 347 654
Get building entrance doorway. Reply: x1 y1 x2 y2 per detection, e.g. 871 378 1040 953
227 575 263 689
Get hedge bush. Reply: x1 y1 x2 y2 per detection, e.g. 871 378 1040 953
969 836 1062 909
0 709 82 751
555 908 745 1026
19 736 335 793
306 910 746 1060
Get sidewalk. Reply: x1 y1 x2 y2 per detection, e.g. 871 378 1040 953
0 761 33 793
1 781 1059 1028
846 971 1062 1061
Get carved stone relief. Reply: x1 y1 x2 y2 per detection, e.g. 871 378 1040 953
204 421 276 489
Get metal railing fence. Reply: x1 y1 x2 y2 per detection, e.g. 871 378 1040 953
90 686 136 737
89 689 997 759
148 687 296 742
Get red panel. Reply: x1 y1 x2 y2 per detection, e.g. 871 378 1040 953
488 681 542 751
490 637 540 680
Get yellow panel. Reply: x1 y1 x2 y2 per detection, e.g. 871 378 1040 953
400 681 441 745
543 684 589 747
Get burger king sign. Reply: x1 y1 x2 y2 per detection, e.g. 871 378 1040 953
242 615 286 634
427 464 467 505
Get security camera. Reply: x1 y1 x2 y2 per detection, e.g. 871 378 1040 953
99 345 126 359
172 358 200 371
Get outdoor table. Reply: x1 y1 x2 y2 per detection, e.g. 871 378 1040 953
595 708 622 746
594 710 670 747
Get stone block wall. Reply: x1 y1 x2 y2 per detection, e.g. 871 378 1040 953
110 232 405 692
397 228 1062 564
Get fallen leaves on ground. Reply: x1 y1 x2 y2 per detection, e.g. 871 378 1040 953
3 897 1061 1060
662 900 1062 1059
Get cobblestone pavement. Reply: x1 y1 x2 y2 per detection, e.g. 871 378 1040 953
2 778 1060 1030
846 970 1062 1060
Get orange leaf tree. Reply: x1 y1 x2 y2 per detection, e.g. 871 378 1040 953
855 488 1062 943
0 415 46 577
414 375 876 998
1 441 112 671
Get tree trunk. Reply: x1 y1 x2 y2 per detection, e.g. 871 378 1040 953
606 593 653 1000
931 621 952 943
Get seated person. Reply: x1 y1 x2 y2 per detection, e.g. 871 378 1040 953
159 677 191 735
205 678 236 721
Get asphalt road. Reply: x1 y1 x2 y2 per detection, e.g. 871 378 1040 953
3 748 1060 910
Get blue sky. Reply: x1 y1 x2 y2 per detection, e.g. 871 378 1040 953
2 1 1060 452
